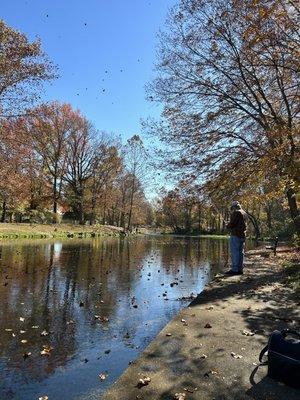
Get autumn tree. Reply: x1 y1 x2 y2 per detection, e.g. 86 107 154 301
124 135 148 230
64 117 95 224
0 20 56 117
89 139 122 225
28 102 78 221
147 0 300 235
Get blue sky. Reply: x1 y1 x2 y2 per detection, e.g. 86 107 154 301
1 0 176 140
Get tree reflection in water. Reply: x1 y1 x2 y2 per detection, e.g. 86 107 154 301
0 236 229 400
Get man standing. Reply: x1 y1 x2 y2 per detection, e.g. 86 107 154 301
226 201 247 275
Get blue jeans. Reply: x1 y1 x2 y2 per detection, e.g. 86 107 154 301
230 236 245 272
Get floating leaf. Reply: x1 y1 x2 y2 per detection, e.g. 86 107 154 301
40 345 53 356
99 373 107 381
38 397 48 400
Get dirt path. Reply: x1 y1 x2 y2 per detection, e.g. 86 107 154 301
102 247 299 400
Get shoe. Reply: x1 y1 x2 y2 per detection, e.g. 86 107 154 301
224 270 243 276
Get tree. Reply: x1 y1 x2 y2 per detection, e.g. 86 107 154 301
124 135 147 230
28 102 77 221
64 117 94 224
148 0 300 235
0 19 56 117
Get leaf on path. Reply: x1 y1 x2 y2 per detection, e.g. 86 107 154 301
40 345 53 356
204 323 212 328
184 387 197 393
166 333 172 337
205 306 214 310
67 320 75 325
20 330 26 334
174 393 186 400
181 319 188 326
19 317 25 322
40 330 49 336
99 373 107 381
23 352 31 359
137 376 151 388
200 354 207 359
21 339 28 344
231 352 243 359
32 325 39 329
5 328 13 332
242 330 255 336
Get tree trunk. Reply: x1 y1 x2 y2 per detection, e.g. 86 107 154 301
53 176 58 224
287 187 300 236
127 177 135 231
1 200 6 223
245 211 261 240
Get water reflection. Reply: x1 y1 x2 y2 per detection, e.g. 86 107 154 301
0 236 228 400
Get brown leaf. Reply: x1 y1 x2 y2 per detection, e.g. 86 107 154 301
174 393 186 400
137 376 151 387
40 345 53 356
204 323 212 328
231 352 243 359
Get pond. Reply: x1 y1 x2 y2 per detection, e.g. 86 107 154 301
0 235 230 400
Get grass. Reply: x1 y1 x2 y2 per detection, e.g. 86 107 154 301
0 223 124 240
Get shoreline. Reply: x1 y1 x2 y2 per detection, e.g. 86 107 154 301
101 246 299 400
0 223 232 240
0 223 125 240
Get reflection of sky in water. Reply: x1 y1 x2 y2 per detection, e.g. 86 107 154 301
0 236 228 400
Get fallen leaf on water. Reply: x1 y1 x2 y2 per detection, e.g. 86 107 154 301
99 373 107 381
137 376 151 387
231 352 243 359
40 345 53 356
242 330 255 336
94 315 109 322
204 323 212 328
38 396 48 400
174 393 186 400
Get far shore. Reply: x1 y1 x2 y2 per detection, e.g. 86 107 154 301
0 223 234 240
0 222 125 240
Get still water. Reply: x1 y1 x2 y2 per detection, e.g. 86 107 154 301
0 235 229 400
